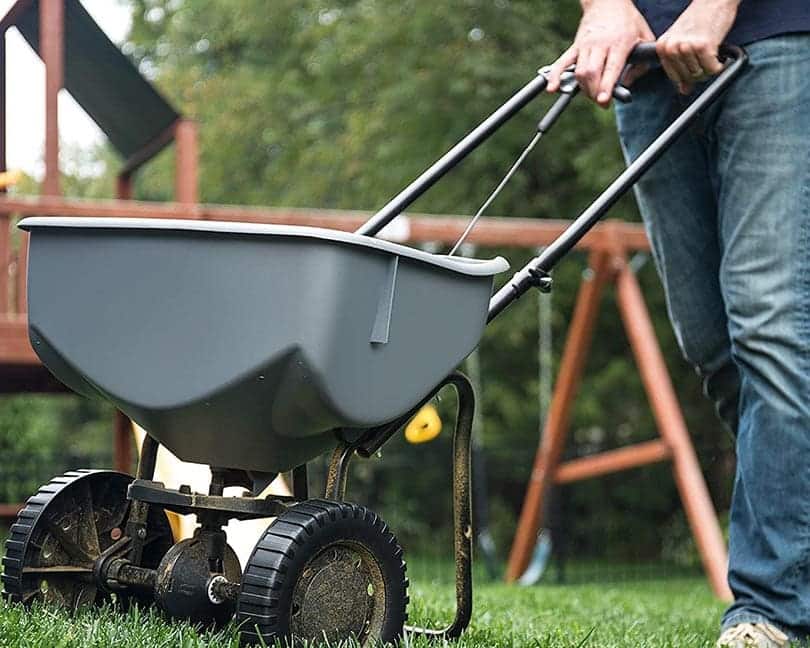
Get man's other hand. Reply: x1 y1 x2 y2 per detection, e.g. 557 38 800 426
545 0 654 108
657 0 740 94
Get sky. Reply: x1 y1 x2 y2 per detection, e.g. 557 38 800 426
1 0 132 178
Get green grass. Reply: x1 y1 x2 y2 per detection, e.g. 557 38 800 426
0 574 727 647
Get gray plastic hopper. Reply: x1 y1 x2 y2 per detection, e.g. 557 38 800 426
19 217 508 472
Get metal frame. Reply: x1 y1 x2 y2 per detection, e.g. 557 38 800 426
323 372 476 639
113 371 475 635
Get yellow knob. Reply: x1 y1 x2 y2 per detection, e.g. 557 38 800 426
0 170 22 189
405 404 442 444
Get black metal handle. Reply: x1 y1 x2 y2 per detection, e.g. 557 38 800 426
628 42 659 66
628 41 744 66
487 44 747 322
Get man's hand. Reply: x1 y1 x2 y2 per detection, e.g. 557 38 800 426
546 0 655 108
657 0 740 95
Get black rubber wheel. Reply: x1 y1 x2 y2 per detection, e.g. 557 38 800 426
236 499 408 647
1 470 173 610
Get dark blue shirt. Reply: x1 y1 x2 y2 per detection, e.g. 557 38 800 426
634 1 810 45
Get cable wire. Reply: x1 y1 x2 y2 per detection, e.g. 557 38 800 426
449 130 542 256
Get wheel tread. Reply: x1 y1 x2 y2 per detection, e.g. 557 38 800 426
0 469 144 605
236 499 408 646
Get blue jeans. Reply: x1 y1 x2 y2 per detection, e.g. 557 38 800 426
615 34 810 637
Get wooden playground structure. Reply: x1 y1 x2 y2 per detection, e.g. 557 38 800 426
0 0 731 600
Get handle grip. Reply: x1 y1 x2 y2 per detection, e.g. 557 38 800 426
628 41 746 66
628 42 658 66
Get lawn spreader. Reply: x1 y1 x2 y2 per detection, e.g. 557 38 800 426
2 43 745 646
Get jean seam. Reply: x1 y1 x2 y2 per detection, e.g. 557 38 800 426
787 117 810 604
799 119 810 614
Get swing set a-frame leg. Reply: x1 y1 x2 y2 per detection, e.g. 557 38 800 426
505 247 731 601
615 259 730 600
505 249 613 583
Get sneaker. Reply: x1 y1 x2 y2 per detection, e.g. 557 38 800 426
716 622 791 647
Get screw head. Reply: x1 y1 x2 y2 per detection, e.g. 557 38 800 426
110 527 122 541
136 528 147 539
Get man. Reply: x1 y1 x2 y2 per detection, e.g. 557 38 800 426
545 1 810 646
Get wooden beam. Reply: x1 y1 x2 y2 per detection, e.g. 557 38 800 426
174 119 198 204
0 315 36 363
616 260 731 601
0 502 21 519
0 196 651 252
505 251 614 583
119 120 177 177
40 0 64 197
554 439 671 484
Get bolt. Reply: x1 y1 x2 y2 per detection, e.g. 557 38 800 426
207 575 228 605
110 527 122 541
136 528 147 540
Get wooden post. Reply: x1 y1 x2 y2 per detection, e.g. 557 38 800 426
1 31 7 314
0 214 8 316
0 28 6 182
15 231 27 314
505 251 613 582
0 28 7 316
113 410 133 474
116 172 134 200
174 119 198 205
615 260 731 600
40 0 64 197
112 170 136 473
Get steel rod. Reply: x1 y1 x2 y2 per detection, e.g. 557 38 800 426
406 372 474 639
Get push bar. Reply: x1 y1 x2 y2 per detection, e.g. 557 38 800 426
486 44 747 322
356 41 719 239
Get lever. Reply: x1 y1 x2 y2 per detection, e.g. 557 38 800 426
539 66 633 104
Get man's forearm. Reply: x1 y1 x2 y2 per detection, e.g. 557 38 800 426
690 0 741 9
580 0 634 10
582 0 741 14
